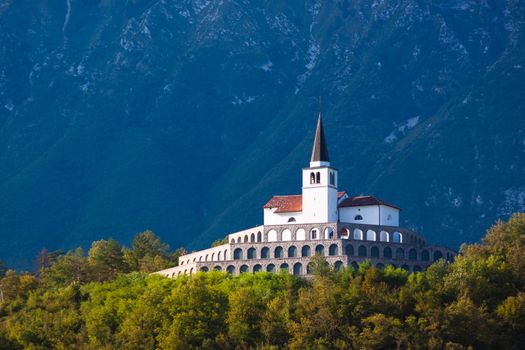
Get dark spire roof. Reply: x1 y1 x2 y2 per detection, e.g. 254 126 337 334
310 112 330 163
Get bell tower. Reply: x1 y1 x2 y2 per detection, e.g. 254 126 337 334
302 113 339 223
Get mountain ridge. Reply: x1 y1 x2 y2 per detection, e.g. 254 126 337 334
0 0 524 269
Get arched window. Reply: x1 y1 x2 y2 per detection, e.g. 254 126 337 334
306 263 314 274
274 246 283 259
217 251 221 261
371 246 379 258
384 247 392 259
288 246 297 257
240 265 249 273
350 261 359 271
293 263 302 275
310 228 319 240
301 245 311 257
227 265 235 274
329 244 338 256
247 248 256 259
334 261 343 271
353 229 363 240
433 250 443 261
250 233 255 242
266 264 275 273
200 266 209 272
310 172 315 184
237 237 241 243
244 235 249 243
233 248 243 260
396 248 405 260
288 217 296 222
280 263 289 272
211 253 215 261
205 254 209 261
214 266 222 271
261 247 270 259
340 228 350 238
230 239 235 244
358 245 367 257
257 231 262 242
354 215 363 221
324 227 334 239
296 228 306 240
345 244 354 256
393 232 402 243
253 264 262 273
421 250 429 261
268 229 277 242
316 172 321 184
408 249 417 260
282 229 292 241
366 230 376 241
315 244 325 256
224 250 228 260
380 231 389 242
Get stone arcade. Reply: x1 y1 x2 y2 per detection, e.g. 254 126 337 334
157 114 456 278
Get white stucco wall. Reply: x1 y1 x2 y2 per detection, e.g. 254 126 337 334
339 205 399 226
339 205 380 224
301 167 338 223
263 209 303 225
379 205 399 226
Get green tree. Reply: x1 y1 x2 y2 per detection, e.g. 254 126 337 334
40 248 89 287
88 239 128 282
261 295 291 346
158 274 228 350
227 287 265 347
125 230 171 272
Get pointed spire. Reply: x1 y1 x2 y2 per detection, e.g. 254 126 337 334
310 112 330 164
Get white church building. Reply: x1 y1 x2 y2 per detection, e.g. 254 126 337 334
157 115 455 277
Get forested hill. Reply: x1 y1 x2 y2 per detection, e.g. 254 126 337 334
1 0 525 269
0 214 524 349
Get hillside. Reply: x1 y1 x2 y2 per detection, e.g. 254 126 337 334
0 0 524 269
0 214 524 349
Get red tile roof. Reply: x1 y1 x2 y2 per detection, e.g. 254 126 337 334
338 195 400 210
263 195 303 213
263 192 347 213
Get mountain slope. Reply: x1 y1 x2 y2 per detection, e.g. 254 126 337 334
0 0 524 269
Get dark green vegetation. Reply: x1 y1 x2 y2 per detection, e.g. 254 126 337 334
1 1 525 269
0 214 524 349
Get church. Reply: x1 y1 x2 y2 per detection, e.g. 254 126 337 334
157 114 456 277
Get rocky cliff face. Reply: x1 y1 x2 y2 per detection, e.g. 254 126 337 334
1 0 524 268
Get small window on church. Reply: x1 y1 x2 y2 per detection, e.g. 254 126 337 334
354 215 363 221
288 217 296 222
329 172 335 185
310 172 315 184
387 214 392 221
316 172 321 184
